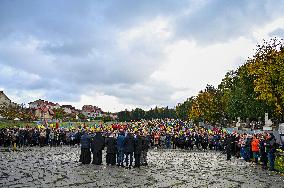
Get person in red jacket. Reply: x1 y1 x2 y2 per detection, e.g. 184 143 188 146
251 135 260 164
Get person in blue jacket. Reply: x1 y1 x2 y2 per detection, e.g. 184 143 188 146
116 130 125 167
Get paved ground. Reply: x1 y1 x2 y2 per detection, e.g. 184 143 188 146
0 147 284 188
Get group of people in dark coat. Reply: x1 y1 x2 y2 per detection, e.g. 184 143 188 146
79 129 150 169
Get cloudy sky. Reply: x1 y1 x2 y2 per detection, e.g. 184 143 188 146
1 0 284 112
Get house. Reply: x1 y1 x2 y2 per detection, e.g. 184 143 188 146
61 105 77 114
28 99 60 110
29 99 58 120
82 105 103 119
0 91 17 107
33 106 54 120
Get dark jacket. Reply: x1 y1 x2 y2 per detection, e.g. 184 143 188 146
106 137 117 154
266 136 277 155
80 133 91 149
142 135 150 151
91 132 105 152
259 139 267 157
134 135 143 154
124 133 135 153
225 135 234 151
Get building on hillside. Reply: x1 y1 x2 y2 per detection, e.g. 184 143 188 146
29 99 59 120
61 105 77 114
0 91 17 107
28 99 60 110
32 106 55 120
82 105 103 119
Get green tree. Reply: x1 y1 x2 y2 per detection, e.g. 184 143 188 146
78 113 87 121
0 104 21 120
176 97 194 120
246 38 284 119
53 108 67 120
189 85 222 125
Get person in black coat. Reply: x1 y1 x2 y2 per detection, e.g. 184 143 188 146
141 133 150 166
105 133 117 165
225 134 234 161
134 131 143 168
124 132 135 169
266 133 277 171
91 131 105 165
259 136 268 169
79 131 91 164
195 133 200 150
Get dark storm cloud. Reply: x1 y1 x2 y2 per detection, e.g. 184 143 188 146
174 0 284 44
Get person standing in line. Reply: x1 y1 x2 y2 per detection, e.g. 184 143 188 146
259 135 268 169
91 130 105 165
49 130 54 147
105 132 117 166
141 131 150 166
165 131 171 149
134 131 143 168
124 132 135 169
251 135 260 164
116 130 125 167
39 130 46 147
266 133 277 171
79 131 91 164
225 134 234 161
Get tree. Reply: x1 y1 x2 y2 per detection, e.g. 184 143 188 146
246 38 284 119
78 113 87 121
0 104 21 120
189 85 222 125
218 67 273 123
53 108 67 120
176 97 194 120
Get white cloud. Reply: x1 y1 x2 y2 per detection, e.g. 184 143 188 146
151 37 256 100
60 93 136 112
253 18 284 40
1 1 284 112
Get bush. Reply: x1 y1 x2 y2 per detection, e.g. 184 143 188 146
275 149 284 173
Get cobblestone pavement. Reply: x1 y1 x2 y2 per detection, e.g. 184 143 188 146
0 147 284 188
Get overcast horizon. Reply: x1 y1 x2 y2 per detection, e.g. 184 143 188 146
1 0 284 112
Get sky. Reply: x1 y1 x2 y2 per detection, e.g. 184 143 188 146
1 0 284 112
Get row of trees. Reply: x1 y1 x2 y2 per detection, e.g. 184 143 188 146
117 38 284 125
178 38 284 125
117 107 176 122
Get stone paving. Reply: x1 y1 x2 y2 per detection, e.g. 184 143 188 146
0 147 284 188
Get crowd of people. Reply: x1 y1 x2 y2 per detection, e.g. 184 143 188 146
0 119 281 171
